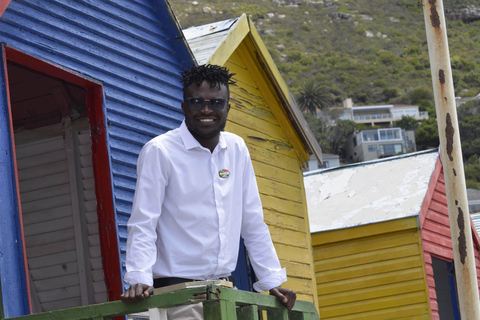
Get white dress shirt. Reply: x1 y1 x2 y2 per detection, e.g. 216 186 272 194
124 121 286 292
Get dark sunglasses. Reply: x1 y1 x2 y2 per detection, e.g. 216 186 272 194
184 97 228 111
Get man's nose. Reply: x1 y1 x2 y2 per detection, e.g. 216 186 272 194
200 102 213 113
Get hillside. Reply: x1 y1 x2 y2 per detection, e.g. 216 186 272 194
170 0 480 106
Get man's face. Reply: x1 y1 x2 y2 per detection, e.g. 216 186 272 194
182 80 230 145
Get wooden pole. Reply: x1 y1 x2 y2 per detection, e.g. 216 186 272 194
421 0 480 317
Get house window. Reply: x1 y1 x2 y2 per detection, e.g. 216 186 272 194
379 144 402 156
379 128 401 141
431 257 461 320
368 145 377 152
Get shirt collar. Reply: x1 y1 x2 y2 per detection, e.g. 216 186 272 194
179 120 227 151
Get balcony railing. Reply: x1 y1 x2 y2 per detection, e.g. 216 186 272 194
353 111 428 122
2 283 320 320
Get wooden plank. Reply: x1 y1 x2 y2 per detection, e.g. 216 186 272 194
320 291 427 318
318 279 426 307
315 243 422 273
15 136 64 159
256 176 303 203
264 209 306 233
281 260 315 280
41 297 82 312
313 229 420 260
252 160 302 187
274 243 311 265
30 262 79 281
248 144 299 173
38 286 80 303
18 160 68 182
311 217 419 246
317 268 425 296
28 250 78 269
260 194 305 218
283 276 313 295
26 239 76 258
25 228 75 247
34 275 80 293
20 183 71 203
269 226 307 248
421 228 453 248
21 194 71 213
317 256 423 283
23 216 74 237
22 205 72 225
16 150 67 170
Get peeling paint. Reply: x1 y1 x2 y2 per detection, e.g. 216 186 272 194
445 113 454 161
453 168 456 176
429 0 441 28
439 69 445 84
455 200 458 205
457 207 467 264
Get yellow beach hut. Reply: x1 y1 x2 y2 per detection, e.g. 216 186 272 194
183 14 322 308
304 150 480 319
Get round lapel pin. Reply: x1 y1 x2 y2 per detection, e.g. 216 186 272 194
219 169 230 178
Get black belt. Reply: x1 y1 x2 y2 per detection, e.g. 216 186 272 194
153 276 235 288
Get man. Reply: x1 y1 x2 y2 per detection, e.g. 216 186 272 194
121 64 296 318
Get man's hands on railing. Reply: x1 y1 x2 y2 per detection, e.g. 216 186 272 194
269 287 296 310
120 283 154 303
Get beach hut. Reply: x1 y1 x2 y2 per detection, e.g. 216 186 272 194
0 0 194 316
304 150 480 319
183 14 322 309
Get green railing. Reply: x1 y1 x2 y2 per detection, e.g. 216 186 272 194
2 284 320 320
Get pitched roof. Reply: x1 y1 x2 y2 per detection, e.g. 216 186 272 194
183 14 322 163
304 149 439 233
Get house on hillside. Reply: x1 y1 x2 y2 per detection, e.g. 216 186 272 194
183 14 322 308
304 150 480 319
0 0 194 316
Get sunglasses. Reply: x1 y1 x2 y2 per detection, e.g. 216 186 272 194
184 97 228 111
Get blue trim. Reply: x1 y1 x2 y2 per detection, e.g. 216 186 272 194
0 46 30 317
447 261 461 320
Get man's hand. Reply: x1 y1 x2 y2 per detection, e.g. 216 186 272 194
269 287 296 310
120 283 154 303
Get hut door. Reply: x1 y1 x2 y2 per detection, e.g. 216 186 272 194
8 62 108 312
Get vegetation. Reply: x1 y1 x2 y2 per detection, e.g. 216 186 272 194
170 0 480 186
297 80 333 116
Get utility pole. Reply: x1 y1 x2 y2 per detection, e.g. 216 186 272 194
421 0 480 318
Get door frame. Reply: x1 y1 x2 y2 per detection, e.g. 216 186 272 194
0 44 122 315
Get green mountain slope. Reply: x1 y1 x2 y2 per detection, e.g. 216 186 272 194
170 0 480 105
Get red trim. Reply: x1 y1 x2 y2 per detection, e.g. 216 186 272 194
0 0 12 18
87 86 123 301
419 156 442 228
1 43 33 313
5 47 99 88
4 47 122 302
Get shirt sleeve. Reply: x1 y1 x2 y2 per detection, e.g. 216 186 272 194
124 140 169 287
239 144 287 292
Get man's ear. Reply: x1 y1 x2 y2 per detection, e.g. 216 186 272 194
181 102 186 116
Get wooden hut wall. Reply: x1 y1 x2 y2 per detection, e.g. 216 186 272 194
223 38 317 306
312 217 431 319
0 0 192 316
419 158 480 319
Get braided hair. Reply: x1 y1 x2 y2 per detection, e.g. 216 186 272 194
180 64 236 96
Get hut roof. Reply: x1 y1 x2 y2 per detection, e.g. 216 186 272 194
304 149 439 233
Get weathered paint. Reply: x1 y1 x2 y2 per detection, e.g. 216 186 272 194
0 0 194 316
184 16 320 308
0 44 30 318
421 0 479 316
